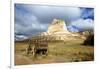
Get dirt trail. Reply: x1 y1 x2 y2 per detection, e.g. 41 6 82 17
15 54 34 65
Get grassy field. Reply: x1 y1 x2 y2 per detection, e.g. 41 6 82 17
15 39 94 65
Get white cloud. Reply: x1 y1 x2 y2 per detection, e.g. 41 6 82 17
68 19 94 32
15 35 28 41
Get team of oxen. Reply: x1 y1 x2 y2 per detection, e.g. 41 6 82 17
26 37 48 57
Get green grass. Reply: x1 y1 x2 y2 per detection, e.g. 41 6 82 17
15 39 94 65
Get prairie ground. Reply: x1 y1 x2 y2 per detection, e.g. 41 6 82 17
15 39 94 65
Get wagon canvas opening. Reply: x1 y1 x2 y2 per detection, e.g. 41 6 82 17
14 4 94 65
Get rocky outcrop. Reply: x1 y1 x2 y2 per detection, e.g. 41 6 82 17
39 19 82 41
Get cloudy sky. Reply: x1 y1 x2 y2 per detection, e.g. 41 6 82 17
15 4 94 41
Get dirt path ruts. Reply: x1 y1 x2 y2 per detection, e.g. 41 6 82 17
15 54 34 65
